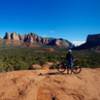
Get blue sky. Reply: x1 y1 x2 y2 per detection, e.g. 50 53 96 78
0 0 100 44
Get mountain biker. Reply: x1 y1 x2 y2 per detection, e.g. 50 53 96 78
66 49 74 73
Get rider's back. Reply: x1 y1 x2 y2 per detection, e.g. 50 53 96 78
66 52 73 61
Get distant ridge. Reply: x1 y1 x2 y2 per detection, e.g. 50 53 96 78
0 32 73 48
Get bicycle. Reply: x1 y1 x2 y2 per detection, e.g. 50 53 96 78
56 61 81 74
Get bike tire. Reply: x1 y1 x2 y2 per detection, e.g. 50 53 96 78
72 66 81 74
57 63 66 73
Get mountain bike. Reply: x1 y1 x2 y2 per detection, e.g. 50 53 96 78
57 61 81 74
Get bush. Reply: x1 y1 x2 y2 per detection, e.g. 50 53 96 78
0 47 100 72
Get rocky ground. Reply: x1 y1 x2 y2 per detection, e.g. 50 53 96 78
0 68 100 100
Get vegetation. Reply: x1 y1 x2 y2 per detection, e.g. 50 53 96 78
73 50 100 68
0 46 100 72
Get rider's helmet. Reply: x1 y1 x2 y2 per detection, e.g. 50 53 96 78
68 49 72 53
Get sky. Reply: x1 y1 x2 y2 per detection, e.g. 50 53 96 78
0 0 100 45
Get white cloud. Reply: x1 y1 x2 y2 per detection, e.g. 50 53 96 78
72 41 85 46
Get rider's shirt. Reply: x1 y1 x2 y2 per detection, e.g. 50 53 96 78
66 53 74 67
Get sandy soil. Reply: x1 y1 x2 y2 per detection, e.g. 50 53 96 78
0 68 100 100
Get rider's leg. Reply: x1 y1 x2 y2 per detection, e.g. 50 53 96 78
70 60 74 74
67 62 71 74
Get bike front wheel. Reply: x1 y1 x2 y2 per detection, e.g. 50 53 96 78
57 63 66 73
72 66 81 74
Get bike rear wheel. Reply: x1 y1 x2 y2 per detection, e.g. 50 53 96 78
72 66 81 74
57 63 66 73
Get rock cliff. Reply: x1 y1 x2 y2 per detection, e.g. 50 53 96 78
74 34 100 50
87 34 100 45
4 32 11 40
3 32 73 48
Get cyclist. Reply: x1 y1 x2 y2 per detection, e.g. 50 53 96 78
66 49 74 73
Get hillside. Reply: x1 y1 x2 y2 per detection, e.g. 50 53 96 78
0 68 100 100
0 47 100 72
74 34 100 50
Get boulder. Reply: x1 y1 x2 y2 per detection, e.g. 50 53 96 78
29 64 42 70
42 62 54 67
